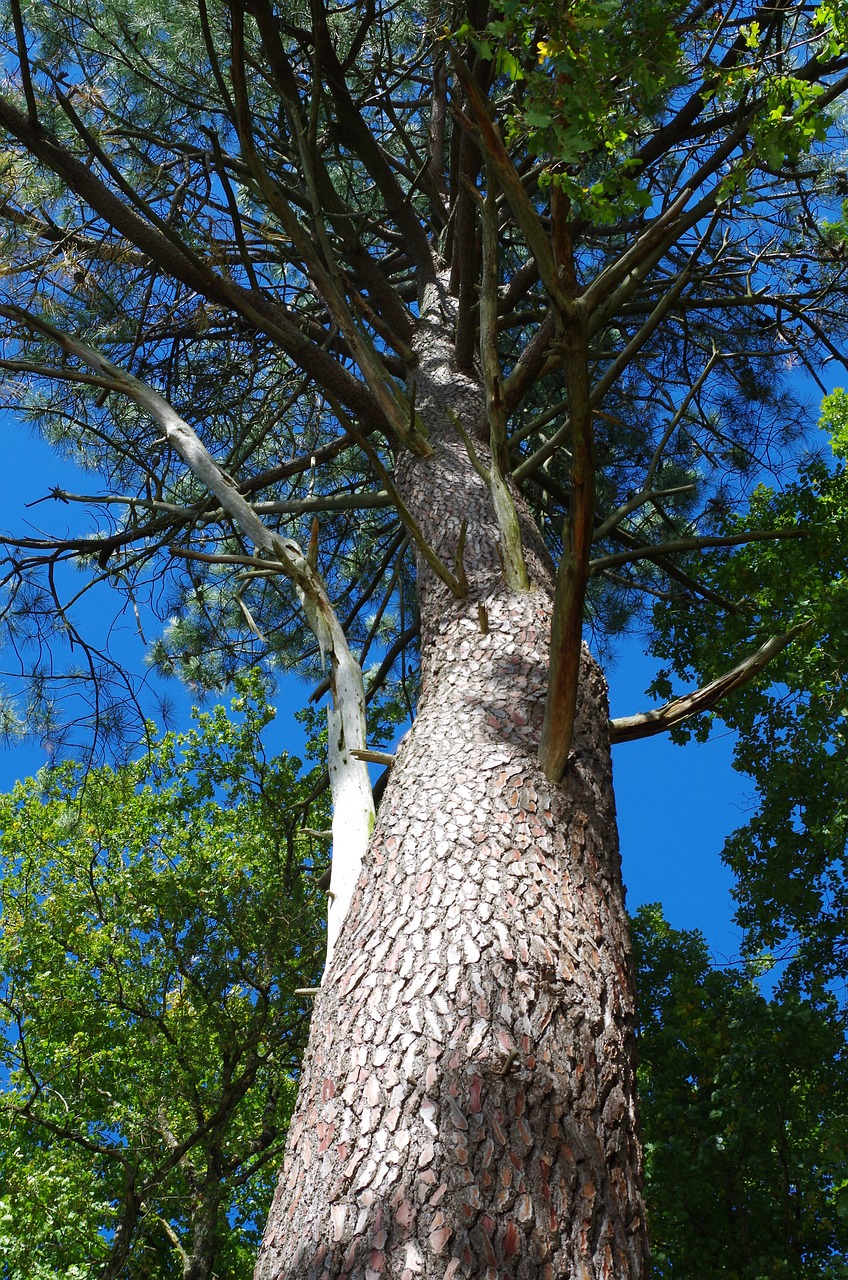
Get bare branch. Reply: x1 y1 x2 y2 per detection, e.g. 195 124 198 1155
1 302 374 968
350 748 395 766
610 622 812 743
593 485 698 542
590 529 805 575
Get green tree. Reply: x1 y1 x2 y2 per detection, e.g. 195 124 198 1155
633 906 848 1280
0 682 328 1279
0 0 847 1275
649 406 848 1007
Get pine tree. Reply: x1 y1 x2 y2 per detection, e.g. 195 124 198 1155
1 1 847 1275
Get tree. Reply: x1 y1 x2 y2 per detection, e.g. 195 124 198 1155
649 404 848 1010
0 681 328 1279
0 0 847 1275
633 906 848 1279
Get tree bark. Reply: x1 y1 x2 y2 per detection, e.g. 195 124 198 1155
256 288 648 1279
184 1180 223 1280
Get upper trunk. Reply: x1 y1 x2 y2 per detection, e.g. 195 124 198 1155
256 292 648 1280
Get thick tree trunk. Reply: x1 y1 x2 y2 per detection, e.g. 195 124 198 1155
257 294 648 1279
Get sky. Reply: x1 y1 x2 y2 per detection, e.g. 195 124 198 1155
607 651 748 961
0 413 753 966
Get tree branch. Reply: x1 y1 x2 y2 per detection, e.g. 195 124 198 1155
0 93 386 427
308 0 436 280
228 8 428 457
593 485 698 542
590 529 805 574
1 302 374 970
480 172 529 590
450 49 575 323
538 315 594 784
610 622 812 743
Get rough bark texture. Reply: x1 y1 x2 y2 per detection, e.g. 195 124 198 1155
256 291 648 1279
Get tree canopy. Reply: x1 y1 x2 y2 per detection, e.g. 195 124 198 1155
0 681 328 1279
0 0 845 754
649 403 848 1009
634 905 848 1280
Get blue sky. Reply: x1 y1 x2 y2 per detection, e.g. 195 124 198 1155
0 413 751 964
607 651 748 961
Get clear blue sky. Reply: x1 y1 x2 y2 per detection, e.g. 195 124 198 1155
1 415 750 963
606 651 748 961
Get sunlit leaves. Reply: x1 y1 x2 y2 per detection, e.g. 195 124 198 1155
0 675 329 1277
457 0 842 221
648 416 848 1004
456 0 687 219
813 0 848 60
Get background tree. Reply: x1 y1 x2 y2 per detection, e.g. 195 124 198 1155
0 681 328 1280
650 399 848 1014
633 906 848 1280
0 0 847 1275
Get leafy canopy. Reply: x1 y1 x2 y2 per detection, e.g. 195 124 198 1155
0 678 328 1279
648 402 848 1008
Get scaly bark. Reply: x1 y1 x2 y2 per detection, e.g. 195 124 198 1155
256 288 648 1279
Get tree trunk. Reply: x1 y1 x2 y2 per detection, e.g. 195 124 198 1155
257 290 648 1279
184 1179 223 1280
